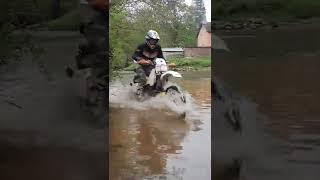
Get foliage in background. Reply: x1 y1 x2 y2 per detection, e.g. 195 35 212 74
0 1 37 64
213 0 320 20
47 9 80 30
0 0 78 65
110 0 199 76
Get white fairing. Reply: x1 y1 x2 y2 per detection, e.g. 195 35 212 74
143 58 182 86
155 58 168 73
147 69 156 86
155 58 166 65
160 71 182 80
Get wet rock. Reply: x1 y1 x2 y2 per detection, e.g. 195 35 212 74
270 21 279 28
248 23 258 29
224 23 233 30
248 18 264 25
234 23 244 29
213 18 280 31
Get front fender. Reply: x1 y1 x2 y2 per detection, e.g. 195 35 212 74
160 71 182 81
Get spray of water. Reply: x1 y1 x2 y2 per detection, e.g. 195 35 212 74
109 81 203 122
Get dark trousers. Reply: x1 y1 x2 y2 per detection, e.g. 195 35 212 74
134 65 163 90
134 65 154 83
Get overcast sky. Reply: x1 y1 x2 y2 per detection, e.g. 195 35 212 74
185 0 211 22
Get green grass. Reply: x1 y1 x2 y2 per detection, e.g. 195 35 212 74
169 57 211 68
47 9 80 31
36 0 78 18
123 63 136 71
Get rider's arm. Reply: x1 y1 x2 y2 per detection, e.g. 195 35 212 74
157 45 165 59
157 45 169 64
132 45 144 62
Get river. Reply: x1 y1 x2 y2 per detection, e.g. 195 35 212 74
109 70 211 179
213 23 320 180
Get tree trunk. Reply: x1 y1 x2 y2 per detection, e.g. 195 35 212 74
52 0 61 19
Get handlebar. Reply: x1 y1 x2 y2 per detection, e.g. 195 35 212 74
137 59 153 65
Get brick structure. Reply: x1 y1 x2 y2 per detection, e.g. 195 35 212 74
197 22 211 48
183 22 211 58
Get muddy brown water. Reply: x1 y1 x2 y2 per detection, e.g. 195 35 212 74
0 32 106 180
109 70 211 180
214 24 320 180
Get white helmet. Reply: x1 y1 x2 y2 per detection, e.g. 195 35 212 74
145 30 160 40
145 30 160 49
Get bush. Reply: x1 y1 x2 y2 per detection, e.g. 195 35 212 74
47 9 80 31
213 0 320 20
286 0 320 18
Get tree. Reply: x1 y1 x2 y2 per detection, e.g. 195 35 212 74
0 1 42 65
192 0 206 25
52 0 61 19
109 0 198 75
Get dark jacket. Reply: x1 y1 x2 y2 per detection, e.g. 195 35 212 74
132 43 164 62
77 8 108 71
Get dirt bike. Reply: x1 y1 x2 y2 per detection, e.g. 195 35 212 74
130 58 186 107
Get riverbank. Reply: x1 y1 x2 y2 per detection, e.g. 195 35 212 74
213 17 320 31
214 0 320 21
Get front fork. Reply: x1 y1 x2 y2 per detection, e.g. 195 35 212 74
134 74 168 99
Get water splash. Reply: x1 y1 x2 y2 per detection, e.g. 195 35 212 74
109 81 202 121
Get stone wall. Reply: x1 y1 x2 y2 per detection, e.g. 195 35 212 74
184 47 211 57
163 51 184 59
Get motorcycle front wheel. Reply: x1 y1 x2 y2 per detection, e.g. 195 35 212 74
166 86 186 118
165 86 186 105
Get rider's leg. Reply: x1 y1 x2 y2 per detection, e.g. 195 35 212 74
144 65 153 76
155 76 163 91
134 66 147 84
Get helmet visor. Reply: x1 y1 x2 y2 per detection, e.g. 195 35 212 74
148 39 159 45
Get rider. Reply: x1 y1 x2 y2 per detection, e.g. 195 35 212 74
132 30 165 85
73 0 107 125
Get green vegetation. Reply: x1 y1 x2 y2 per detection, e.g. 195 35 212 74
213 0 320 21
169 56 211 68
0 0 78 65
47 9 80 31
110 0 199 77
122 63 137 71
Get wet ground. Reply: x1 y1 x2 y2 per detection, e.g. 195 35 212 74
109 70 211 179
213 23 320 180
0 32 105 180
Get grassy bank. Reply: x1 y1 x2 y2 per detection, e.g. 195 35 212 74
123 56 211 71
214 0 320 21
47 9 80 31
169 57 211 68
